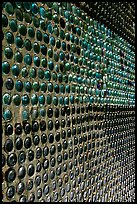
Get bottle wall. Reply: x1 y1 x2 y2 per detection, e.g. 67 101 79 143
2 2 135 202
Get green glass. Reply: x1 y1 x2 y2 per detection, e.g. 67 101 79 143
2 2 135 202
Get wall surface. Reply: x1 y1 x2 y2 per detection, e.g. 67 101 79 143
2 2 135 202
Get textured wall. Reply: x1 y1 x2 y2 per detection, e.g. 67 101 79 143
77 2 135 46
2 2 135 202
